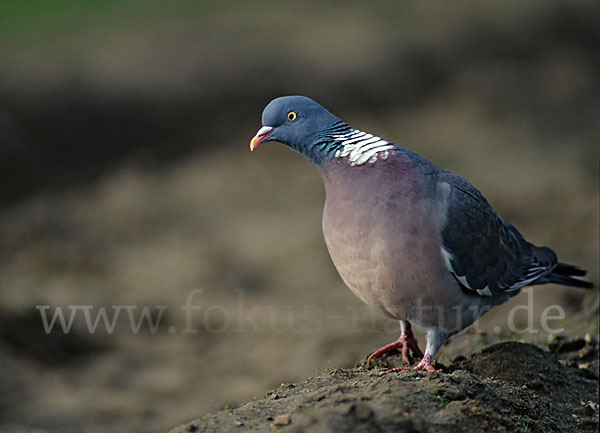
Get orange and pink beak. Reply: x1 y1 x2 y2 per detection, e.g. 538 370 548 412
250 126 274 151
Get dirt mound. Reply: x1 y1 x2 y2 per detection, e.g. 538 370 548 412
169 342 598 433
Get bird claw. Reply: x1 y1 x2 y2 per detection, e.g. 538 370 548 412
367 340 405 364
367 326 424 365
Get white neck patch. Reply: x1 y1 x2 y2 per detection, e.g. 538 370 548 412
331 129 394 166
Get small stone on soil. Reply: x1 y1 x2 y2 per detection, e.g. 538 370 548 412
273 413 292 426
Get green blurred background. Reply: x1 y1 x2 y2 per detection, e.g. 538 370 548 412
0 1 598 432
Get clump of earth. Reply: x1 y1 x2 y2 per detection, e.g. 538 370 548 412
169 340 599 433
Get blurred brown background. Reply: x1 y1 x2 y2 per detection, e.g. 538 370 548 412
0 1 598 432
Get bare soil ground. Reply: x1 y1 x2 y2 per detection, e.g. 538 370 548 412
169 340 599 433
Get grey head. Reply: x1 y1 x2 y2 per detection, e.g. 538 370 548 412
250 95 341 164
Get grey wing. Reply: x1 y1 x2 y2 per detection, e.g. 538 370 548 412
437 172 554 296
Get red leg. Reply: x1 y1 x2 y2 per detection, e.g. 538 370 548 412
390 327 443 372
367 321 424 364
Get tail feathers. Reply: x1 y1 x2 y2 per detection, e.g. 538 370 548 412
553 262 588 277
547 262 594 289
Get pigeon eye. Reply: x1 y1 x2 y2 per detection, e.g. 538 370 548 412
287 111 297 122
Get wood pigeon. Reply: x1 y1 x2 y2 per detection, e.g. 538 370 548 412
250 95 593 371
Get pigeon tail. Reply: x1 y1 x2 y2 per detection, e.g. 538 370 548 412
547 262 594 289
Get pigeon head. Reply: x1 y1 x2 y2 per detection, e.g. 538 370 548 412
250 96 341 164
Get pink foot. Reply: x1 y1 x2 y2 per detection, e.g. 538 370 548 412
388 354 436 373
367 323 424 365
413 354 436 371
